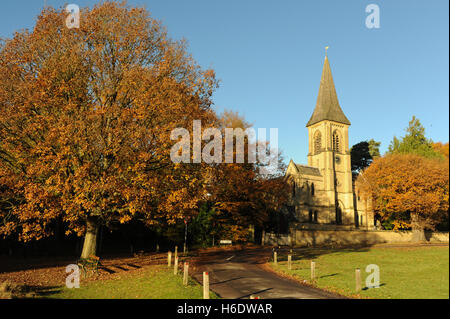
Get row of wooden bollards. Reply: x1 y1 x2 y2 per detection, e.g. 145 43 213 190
273 250 363 293
167 246 183 268
167 246 186 263
168 248 188 275
168 251 189 281
168 250 259 299
167 250 210 299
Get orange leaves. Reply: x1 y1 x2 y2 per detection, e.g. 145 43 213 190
357 153 449 230
198 111 289 236
0 2 218 242
432 142 449 160
119 215 132 224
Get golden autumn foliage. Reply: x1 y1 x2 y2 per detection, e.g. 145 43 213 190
0 2 289 254
356 153 449 231
0 2 217 255
432 142 449 160
206 111 288 242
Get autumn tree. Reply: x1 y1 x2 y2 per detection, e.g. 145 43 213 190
0 2 217 257
203 110 288 243
388 116 443 159
432 142 449 160
356 153 449 241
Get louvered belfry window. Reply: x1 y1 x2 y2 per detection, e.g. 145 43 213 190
332 131 340 153
314 131 322 154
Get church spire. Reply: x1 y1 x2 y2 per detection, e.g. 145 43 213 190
306 53 351 127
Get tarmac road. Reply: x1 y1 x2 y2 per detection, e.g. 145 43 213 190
191 248 344 299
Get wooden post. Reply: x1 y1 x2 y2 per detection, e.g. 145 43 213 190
274 251 277 265
168 251 172 267
174 256 179 275
175 246 178 259
288 255 292 270
183 262 189 286
355 268 361 292
311 261 316 282
203 272 210 299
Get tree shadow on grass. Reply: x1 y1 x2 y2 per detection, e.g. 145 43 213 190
283 245 373 262
99 266 116 274
362 283 386 290
0 251 160 274
319 273 339 279
3 285 63 299
29 285 63 298
112 265 129 271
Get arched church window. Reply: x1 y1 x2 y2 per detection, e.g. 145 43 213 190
314 131 322 154
292 181 296 198
311 183 315 196
332 130 341 153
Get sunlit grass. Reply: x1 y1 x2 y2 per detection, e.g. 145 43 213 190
270 246 449 299
45 265 219 299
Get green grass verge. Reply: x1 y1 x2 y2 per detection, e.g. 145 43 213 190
269 246 449 299
44 265 220 299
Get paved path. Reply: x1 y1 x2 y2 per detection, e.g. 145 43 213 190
191 248 343 299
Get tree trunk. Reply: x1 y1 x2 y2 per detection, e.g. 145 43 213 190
411 212 426 242
81 217 99 258
412 229 425 242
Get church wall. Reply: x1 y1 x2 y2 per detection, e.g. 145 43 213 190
357 199 375 229
354 184 376 229
339 193 356 224
295 205 332 224
288 229 449 247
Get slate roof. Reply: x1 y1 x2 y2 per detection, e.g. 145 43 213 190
306 56 351 127
295 164 322 177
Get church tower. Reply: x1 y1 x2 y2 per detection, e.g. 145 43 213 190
306 54 354 225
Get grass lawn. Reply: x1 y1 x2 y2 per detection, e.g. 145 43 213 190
269 245 449 299
44 265 219 299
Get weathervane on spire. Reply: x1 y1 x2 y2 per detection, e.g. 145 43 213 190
325 46 329 57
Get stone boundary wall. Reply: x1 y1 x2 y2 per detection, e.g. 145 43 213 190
263 229 449 246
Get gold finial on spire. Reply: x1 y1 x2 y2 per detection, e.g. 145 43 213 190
325 46 329 57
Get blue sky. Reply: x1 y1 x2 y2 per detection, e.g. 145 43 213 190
1 0 448 165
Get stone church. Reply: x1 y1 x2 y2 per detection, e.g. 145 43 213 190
284 54 374 230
